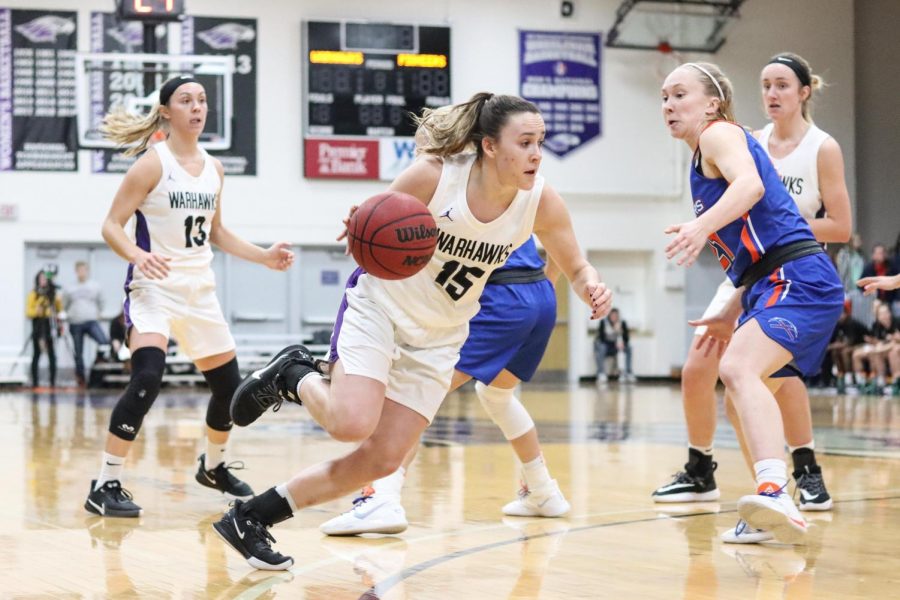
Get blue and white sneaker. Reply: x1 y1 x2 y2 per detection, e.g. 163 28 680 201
737 484 807 544
720 519 775 544
320 489 408 536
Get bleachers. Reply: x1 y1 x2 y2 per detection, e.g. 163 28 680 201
87 333 331 388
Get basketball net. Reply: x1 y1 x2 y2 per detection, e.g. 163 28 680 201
654 41 684 83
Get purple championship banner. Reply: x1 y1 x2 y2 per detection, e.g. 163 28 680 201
0 8 77 171
519 30 601 158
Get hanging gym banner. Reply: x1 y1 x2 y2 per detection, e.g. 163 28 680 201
0 8 77 172
182 16 257 175
519 30 601 158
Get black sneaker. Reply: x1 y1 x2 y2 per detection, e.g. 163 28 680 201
84 479 142 517
652 462 720 503
213 500 294 571
794 465 832 511
231 345 319 426
195 453 254 500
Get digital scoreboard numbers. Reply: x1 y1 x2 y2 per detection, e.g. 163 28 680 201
303 20 451 137
117 0 186 22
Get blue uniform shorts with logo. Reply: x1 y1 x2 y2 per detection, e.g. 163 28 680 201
737 252 844 378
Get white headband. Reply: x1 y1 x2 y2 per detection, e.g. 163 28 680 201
684 62 724 101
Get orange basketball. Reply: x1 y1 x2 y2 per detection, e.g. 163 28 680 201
347 192 438 280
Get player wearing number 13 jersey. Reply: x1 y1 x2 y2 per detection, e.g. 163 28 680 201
85 76 295 520
217 93 613 570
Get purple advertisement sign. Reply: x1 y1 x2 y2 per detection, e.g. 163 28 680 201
519 30 601 158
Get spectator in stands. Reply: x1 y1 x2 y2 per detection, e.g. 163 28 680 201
836 233 866 293
66 261 108 387
852 302 898 394
26 269 63 389
594 308 634 383
860 244 897 304
827 300 868 392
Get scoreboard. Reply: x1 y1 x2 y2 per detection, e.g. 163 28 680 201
303 20 451 138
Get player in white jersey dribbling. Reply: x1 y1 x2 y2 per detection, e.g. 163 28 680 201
652 53 851 544
84 76 294 519
213 92 613 570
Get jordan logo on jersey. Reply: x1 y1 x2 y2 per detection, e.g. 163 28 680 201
439 208 454 221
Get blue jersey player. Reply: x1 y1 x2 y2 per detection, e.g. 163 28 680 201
661 62 843 545
319 236 571 536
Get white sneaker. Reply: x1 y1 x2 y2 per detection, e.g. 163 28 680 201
320 492 408 536
502 480 570 517
737 490 807 544
720 519 775 544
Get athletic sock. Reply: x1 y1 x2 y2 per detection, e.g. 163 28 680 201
522 455 553 491
205 440 227 469
96 452 125 489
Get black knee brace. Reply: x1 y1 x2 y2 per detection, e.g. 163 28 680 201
108 347 166 441
203 357 241 431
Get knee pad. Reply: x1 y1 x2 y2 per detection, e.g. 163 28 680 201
109 347 166 441
475 381 534 441
203 357 241 431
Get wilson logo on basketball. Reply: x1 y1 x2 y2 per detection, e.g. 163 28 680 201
395 225 438 243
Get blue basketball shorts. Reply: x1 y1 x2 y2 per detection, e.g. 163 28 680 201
455 279 557 384
737 252 844 378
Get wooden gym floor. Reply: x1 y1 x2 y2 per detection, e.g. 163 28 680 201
1 382 899 599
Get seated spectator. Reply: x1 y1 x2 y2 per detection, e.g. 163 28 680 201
594 308 634 383
859 243 897 305
852 302 898 394
828 300 868 392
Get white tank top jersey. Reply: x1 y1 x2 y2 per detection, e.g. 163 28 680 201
758 122 831 219
129 141 221 272
374 152 544 329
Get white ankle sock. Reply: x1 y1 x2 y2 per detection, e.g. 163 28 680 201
522 455 552 491
296 372 325 402
96 452 125 489
275 483 299 512
689 444 714 456
788 440 814 454
372 467 406 499
205 440 227 469
754 458 788 493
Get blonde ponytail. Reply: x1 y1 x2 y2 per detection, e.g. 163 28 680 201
100 104 166 157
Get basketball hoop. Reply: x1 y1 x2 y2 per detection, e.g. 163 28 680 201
607 0 745 53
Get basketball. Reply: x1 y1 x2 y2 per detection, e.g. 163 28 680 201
347 192 439 280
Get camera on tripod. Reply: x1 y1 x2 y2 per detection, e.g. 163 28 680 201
37 263 59 303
